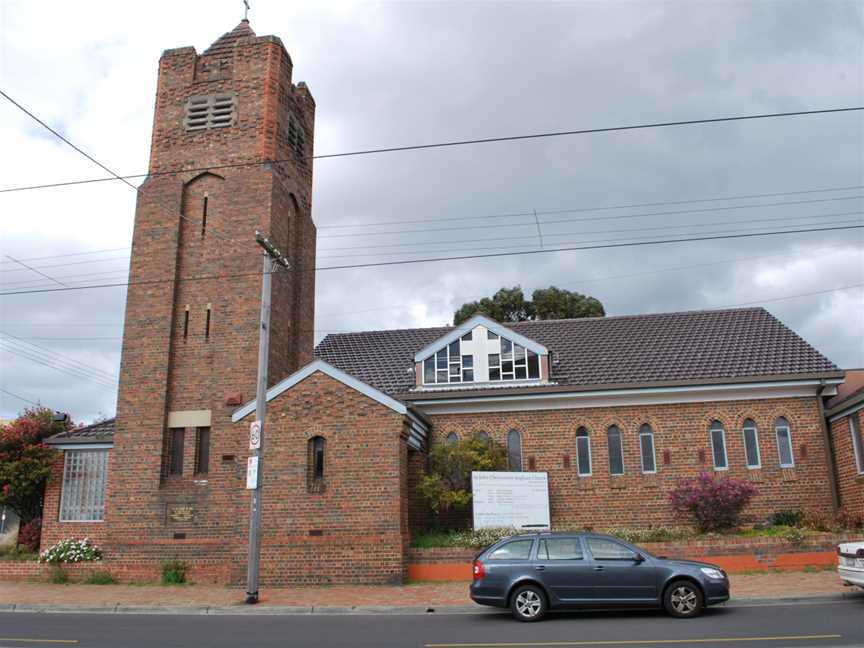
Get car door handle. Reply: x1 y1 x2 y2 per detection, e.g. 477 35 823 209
534 565 546 571
593 566 604 572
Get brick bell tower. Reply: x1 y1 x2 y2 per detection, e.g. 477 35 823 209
107 21 316 565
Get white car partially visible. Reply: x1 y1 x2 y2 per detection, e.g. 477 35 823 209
838 541 864 589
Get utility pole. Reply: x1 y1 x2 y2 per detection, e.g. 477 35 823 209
245 230 290 604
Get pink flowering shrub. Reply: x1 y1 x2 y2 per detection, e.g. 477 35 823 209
669 472 758 532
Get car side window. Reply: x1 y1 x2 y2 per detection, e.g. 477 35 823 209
587 538 637 560
487 539 534 561
539 538 584 560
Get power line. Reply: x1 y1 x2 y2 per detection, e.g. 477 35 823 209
0 247 131 266
0 387 42 408
0 223 860 297
722 284 863 308
0 343 116 388
0 333 118 381
0 89 237 247
2 210 856 290
319 184 864 230
1 106 861 194
317 195 864 239
316 211 863 257
3 254 68 287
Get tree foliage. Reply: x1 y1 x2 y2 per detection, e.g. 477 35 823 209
454 286 604 325
416 436 507 515
0 407 69 523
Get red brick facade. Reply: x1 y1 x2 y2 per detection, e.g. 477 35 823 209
420 397 836 529
829 411 864 517
32 22 858 587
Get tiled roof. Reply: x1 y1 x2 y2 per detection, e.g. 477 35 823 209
204 20 256 57
315 308 840 397
46 418 115 445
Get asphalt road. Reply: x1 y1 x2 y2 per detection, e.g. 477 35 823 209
0 600 862 648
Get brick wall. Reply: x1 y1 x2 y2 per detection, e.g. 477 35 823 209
41 456 108 550
106 29 317 577
829 411 864 518
413 396 836 530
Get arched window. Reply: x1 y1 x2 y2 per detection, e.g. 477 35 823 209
639 424 656 474
507 430 523 471
474 431 490 443
607 426 624 475
742 419 761 469
774 417 795 468
575 427 592 476
445 432 459 444
308 436 326 492
709 420 728 470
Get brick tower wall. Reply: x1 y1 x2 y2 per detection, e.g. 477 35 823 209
107 25 317 560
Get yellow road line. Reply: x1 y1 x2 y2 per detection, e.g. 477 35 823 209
425 634 843 648
0 640 78 645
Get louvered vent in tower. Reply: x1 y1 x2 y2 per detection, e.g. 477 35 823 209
184 94 237 131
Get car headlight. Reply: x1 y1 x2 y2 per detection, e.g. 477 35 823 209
700 567 725 579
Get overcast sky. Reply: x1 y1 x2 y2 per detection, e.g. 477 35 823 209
0 0 862 423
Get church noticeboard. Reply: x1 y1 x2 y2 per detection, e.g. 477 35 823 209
167 504 195 523
471 471 550 530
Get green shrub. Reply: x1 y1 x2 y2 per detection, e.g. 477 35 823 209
417 437 507 516
84 570 117 585
779 526 805 545
49 566 68 584
39 538 102 564
770 510 803 527
161 559 187 585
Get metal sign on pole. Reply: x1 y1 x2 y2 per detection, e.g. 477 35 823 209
245 231 290 605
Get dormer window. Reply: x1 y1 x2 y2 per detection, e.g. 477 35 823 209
416 314 547 388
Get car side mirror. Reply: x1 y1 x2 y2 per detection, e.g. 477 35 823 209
633 553 645 563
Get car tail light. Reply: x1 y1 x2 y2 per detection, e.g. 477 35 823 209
473 560 485 580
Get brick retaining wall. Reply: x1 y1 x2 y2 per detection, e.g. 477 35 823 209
406 533 855 581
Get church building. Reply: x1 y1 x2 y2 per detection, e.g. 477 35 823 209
40 21 862 586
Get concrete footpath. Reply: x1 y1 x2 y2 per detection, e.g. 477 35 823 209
1 571 861 615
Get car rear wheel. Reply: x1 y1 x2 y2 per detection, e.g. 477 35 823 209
510 584 547 622
664 580 704 618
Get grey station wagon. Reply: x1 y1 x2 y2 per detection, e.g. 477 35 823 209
470 532 730 621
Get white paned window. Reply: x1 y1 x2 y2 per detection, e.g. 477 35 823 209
422 325 541 386
742 419 761 469
59 450 108 522
710 421 728 470
639 424 656 474
575 427 592 476
775 417 795 468
850 413 864 474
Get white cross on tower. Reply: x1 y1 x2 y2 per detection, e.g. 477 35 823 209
243 0 250 20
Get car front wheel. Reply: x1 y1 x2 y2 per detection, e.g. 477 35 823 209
664 580 704 618
510 584 547 622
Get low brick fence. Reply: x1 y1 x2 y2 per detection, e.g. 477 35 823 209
406 533 855 581
0 558 231 584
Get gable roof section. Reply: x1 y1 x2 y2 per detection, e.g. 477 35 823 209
46 418 115 447
231 359 409 423
315 307 841 397
413 313 548 362
825 368 864 419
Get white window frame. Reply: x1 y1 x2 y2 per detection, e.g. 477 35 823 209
59 449 109 522
607 426 625 476
774 417 795 468
639 424 657 474
710 421 728 471
850 413 864 475
575 428 592 477
742 419 762 469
